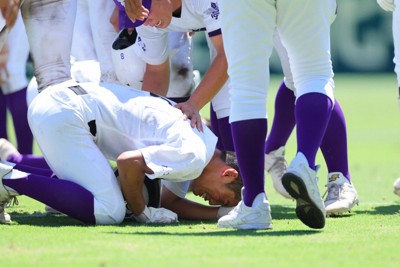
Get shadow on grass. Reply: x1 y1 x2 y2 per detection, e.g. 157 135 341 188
8 209 322 237
352 204 400 216
270 205 297 220
9 211 89 227
108 228 321 237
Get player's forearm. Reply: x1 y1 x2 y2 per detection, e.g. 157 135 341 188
117 151 150 215
190 54 228 110
161 193 219 220
142 60 170 96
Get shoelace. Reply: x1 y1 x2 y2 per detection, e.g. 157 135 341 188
269 157 287 174
323 183 340 201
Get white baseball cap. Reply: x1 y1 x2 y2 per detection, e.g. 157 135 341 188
111 28 146 89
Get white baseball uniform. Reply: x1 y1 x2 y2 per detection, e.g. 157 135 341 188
0 12 30 95
27 80 217 224
134 0 230 119
273 1 337 93
20 0 118 93
219 0 336 122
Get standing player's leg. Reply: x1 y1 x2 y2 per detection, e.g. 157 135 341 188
279 0 337 229
20 0 77 92
217 0 275 230
0 90 7 139
392 0 400 193
87 0 119 83
1 12 32 154
320 101 359 215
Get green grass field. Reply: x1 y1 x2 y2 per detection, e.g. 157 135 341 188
1 73 400 267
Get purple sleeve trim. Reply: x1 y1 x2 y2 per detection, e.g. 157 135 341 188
208 29 221 38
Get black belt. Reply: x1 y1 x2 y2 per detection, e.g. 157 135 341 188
68 85 97 136
150 92 173 106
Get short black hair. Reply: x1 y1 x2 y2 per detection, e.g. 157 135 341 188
221 151 243 203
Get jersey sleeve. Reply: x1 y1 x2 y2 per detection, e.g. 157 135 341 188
195 0 222 37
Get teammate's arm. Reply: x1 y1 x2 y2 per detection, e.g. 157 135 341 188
142 58 170 96
174 34 228 131
110 5 120 32
0 0 20 28
144 0 173 28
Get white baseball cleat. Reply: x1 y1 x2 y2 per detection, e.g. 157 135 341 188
281 152 326 229
217 189 273 230
0 162 19 224
0 138 20 161
393 177 400 196
0 205 11 223
323 172 359 216
264 146 292 199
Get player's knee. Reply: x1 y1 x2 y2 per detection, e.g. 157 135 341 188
94 200 126 225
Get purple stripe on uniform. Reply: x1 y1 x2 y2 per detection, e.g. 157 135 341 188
208 29 222 37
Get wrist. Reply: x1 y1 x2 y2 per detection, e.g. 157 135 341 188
217 206 234 219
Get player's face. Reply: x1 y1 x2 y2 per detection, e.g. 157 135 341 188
191 177 239 207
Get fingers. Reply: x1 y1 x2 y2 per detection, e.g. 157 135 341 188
174 102 204 132
2 0 19 28
143 0 172 28
125 0 149 22
144 15 171 28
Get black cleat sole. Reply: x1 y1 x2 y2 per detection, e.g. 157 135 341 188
282 172 325 229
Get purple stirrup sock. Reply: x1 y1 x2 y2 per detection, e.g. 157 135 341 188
231 119 267 206
265 81 296 153
320 100 350 181
7 154 51 169
6 88 33 154
3 174 96 225
0 90 8 138
295 93 332 169
217 117 234 152
210 104 224 150
13 162 55 177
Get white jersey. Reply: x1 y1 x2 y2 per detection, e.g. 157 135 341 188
28 80 217 223
134 0 221 65
29 80 217 183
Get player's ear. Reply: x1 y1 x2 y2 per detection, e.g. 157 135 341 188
222 167 238 181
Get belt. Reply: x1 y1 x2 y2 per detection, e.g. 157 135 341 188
68 85 97 136
150 92 173 106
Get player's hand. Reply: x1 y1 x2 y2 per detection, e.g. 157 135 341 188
0 0 20 28
124 0 150 22
143 0 172 28
377 0 395 12
133 206 178 224
174 101 203 132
